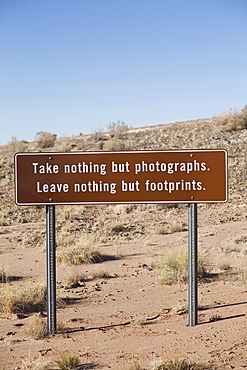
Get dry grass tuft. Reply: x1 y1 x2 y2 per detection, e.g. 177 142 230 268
107 120 129 139
134 316 148 326
156 248 208 285
56 352 80 370
128 364 142 370
57 244 104 265
21 230 45 248
8 136 28 155
233 234 247 244
0 282 46 314
91 269 112 280
34 131 57 148
171 303 188 315
112 204 137 214
0 266 8 283
103 138 128 151
149 358 203 370
219 267 247 286
169 222 184 233
25 316 48 339
217 260 231 271
66 269 86 288
209 314 221 322
20 357 51 370
220 245 241 254
155 226 168 235
220 105 247 132
25 316 65 339
242 247 247 255
57 234 105 265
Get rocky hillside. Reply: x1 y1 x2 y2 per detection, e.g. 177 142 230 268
0 112 246 241
0 111 247 370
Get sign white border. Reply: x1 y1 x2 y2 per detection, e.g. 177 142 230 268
15 149 228 205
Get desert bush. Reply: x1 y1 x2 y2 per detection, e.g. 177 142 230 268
209 313 221 322
35 131 57 148
91 127 107 142
233 234 247 244
112 204 137 214
0 215 8 226
171 303 187 315
53 140 72 152
242 247 247 255
219 266 247 285
221 245 241 254
217 260 231 271
8 136 28 154
56 352 80 370
235 267 247 285
99 219 128 237
149 358 203 369
56 205 86 224
0 282 46 313
57 244 102 265
156 248 208 285
221 105 247 131
155 226 168 235
57 234 104 265
66 269 86 288
0 267 8 283
25 316 64 339
20 357 51 370
135 204 174 212
169 221 184 233
107 120 128 138
103 138 128 151
91 269 111 279
21 230 45 248
128 364 142 370
25 316 48 339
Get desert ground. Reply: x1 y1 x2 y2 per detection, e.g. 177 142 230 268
0 113 246 369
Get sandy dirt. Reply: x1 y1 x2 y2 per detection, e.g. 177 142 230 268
0 217 247 370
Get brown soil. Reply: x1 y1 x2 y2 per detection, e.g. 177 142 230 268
0 217 247 369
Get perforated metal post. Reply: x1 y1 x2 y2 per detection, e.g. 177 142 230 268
46 205 56 334
188 203 198 326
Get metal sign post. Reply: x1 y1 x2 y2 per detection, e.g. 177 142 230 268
188 203 198 326
46 205 57 334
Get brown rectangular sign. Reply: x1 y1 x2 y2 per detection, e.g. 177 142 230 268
15 150 227 205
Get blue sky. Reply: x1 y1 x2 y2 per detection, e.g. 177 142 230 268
0 0 247 145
